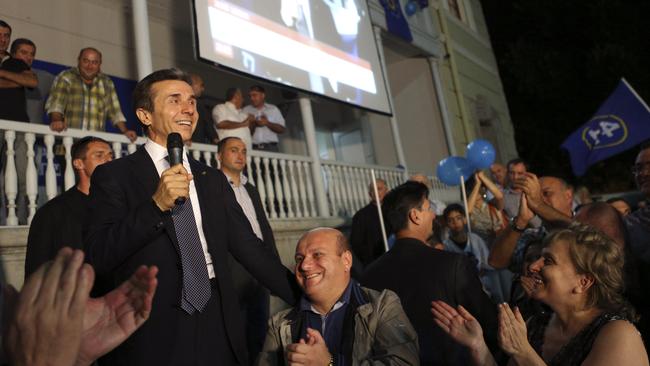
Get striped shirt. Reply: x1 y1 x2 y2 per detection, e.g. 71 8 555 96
45 67 126 131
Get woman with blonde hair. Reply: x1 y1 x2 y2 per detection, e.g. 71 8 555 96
432 223 648 366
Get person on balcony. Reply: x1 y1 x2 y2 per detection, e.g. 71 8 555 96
0 37 38 225
45 47 137 142
24 136 113 277
0 20 10 63
242 85 286 152
0 38 35 124
189 73 218 145
213 87 255 150
349 178 388 268
217 136 280 362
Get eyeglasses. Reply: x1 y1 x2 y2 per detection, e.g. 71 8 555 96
632 162 650 175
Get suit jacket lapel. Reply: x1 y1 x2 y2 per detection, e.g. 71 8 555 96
189 157 217 254
129 147 181 256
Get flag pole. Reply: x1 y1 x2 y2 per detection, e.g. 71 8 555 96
460 175 472 235
371 169 389 252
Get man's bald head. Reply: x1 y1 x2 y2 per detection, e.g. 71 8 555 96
297 227 350 254
409 174 432 189
575 202 626 248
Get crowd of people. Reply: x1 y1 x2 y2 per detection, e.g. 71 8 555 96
0 19 286 225
1 18 650 366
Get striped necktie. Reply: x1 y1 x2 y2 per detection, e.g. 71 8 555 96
171 197 212 314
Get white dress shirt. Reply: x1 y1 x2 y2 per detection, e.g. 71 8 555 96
144 139 215 278
242 103 285 144
213 101 252 148
222 171 264 241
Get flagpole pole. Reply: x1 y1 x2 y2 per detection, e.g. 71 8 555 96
460 175 472 236
371 169 389 252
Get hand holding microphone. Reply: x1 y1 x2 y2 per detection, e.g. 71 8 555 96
152 133 192 212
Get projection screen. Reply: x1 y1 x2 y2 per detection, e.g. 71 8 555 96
193 0 392 115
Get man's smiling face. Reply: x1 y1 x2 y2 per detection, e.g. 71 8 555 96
139 79 198 145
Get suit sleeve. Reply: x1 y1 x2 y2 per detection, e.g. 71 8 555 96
221 175 300 305
83 164 167 275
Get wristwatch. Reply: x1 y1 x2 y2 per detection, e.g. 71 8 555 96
510 216 527 233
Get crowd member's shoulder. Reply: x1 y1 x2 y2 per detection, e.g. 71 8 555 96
584 319 649 366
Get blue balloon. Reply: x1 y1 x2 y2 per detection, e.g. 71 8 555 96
404 0 418 16
436 156 474 186
466 139 496 169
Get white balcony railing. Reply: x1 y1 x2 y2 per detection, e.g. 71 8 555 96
1 119 458 226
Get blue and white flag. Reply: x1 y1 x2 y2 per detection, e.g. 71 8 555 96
561 79 650 176
378 0 413 42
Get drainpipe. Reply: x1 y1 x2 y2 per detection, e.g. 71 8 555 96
372 26 409 179
428 57 456 155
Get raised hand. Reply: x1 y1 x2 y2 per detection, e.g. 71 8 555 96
76 265 158 366
497 303 535 359
431 300 484 349
152 164 193 211
286 328 332 366
514 173 543 210
4 248 91 366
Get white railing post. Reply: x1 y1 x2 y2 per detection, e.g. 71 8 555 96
324 165 336 216
192 149 201 162
4 130 18 225
112 142 123 160
63 136 75 190
44 134 58 200
263 157 276 219
287 160 300 218
279 159 294 218
354 167 366 211
296 160 308 218
253 157 268 214
24 133 38 224
127 143 137 154
246 155 253 184
303 161 317 217
271 158 285 218
203 151 213 167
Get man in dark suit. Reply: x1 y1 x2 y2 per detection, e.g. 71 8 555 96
83 68 298 365
217 136 279 362
361 181 498 365
25 136 113 276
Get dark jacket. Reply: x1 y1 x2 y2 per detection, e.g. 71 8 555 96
83 147 299 365
25 187 88 276
361 237 499 366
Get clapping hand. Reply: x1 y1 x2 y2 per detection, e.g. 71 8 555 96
286 328 332 366
431 300 484 350
497 303 535 359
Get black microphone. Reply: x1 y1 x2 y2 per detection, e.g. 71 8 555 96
167 132 186 205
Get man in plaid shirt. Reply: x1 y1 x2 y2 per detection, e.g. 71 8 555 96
45 47 137 141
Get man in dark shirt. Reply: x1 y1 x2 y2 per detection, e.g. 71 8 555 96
24 136 113 276
349 178 388 268
0 38 37 122
189 73 218 145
